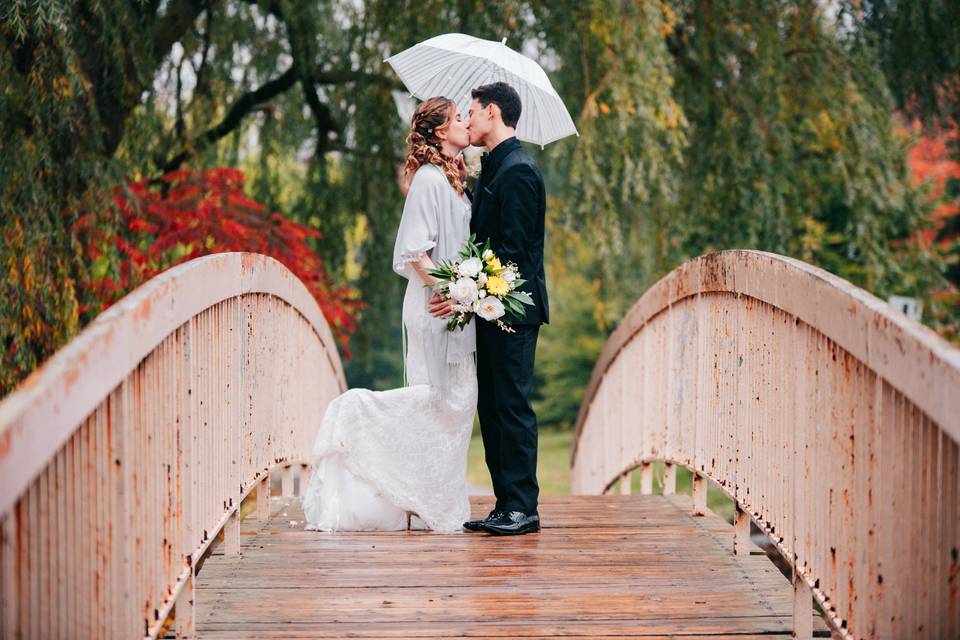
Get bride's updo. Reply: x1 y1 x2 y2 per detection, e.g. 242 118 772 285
402 97 465 197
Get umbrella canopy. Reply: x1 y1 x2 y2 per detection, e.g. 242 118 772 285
385 33 578 147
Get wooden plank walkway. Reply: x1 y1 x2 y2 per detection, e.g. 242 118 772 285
194 495 826 638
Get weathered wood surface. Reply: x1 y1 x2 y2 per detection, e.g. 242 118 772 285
194 494 826 638
0 253 346 639
571 250 960 639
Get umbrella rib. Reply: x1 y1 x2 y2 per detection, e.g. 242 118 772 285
436 54 479 100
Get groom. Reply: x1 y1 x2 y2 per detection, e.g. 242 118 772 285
461 81 548 536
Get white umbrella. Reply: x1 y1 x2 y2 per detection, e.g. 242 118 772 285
384 32 578 148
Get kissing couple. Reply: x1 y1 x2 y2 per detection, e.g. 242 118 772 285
301 81 548 536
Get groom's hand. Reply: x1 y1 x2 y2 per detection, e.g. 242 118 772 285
428 294 456 318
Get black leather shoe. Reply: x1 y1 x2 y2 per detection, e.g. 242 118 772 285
480 510 540 536
463 508 505 531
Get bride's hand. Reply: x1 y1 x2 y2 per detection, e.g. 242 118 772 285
428 294 456 319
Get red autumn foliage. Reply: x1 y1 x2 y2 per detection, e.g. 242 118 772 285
904 120 960 336
906 121 959 248
74 167 361 354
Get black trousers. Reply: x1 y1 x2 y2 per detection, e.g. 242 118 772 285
476 321 540 514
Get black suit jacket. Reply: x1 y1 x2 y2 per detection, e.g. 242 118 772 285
469 138 549 325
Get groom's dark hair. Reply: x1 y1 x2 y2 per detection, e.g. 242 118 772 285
471 82 522 128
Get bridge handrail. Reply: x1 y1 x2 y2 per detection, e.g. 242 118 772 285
571 249 960 640
0 252 346 638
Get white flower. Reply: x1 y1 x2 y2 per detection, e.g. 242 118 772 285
477 272 488 286
449 277 479 304
476 296 505 321
463 146 483 178
502 269 516 284
482 249 493 261
472 299 482 313
478 289 487 299
458 257 483 278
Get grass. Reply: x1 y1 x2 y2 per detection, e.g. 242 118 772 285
468 425 735 523
467 425 573 495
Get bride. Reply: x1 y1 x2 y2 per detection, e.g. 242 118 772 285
301 96 476 532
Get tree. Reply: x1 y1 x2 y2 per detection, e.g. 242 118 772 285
76 167 361 344
529 0 950 428
0 0 396 394
1 0 547 394
849 0 960 337
3 0 952 409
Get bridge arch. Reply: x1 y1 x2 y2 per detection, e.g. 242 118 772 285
572 249 960 639
0 253 345 638
3 248 958 639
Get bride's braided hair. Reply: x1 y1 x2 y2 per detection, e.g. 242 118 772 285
402 97 465 197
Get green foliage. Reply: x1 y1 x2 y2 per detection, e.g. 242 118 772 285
848 0 960 338
536 0 686 261
1 1 145 393
669 0 942 298
533 214 609 430
1 0 953 425
531 0 949 427
850 0 960 131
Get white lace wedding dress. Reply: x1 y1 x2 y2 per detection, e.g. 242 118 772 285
301 163 477 532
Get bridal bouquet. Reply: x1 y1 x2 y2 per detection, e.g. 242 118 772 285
428 234 534 332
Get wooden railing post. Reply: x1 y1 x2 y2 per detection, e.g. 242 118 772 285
663 462 676 495
792 570 813 640
257 473 271 521
281 464 294 496
692 473 707 516
175 561 196 639
619 470 632 495
1 512 18 634
224 509 240 557
639 462 653 495
733 504 751 555
299 464 310 497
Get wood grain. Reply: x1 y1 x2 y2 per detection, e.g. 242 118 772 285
194 495 828 638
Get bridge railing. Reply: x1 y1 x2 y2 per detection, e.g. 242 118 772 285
0 253 345 639
571 250 960 640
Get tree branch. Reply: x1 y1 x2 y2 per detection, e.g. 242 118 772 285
160 65 299 174
301 78 339 158
193 7 214 98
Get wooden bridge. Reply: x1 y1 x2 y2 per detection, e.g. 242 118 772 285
1 251 958 639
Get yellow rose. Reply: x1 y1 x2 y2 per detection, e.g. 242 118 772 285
485 276 509 296
485 255 502 270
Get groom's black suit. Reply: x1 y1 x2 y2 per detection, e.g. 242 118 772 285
469 136 548 516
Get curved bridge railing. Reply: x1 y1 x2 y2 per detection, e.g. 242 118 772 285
571 250 960 640
0 253 345 639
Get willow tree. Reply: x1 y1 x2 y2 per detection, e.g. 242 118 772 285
849 0 960 336
527 0 948 427
1 0 395 393
0 0 539 393
2 0 949 404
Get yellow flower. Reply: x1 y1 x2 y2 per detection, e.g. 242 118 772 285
485 256 502 272
485 276 509 296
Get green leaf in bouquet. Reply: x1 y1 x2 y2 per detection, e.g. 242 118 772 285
503 295 530 319
502 299 524 316
507 291 535 305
